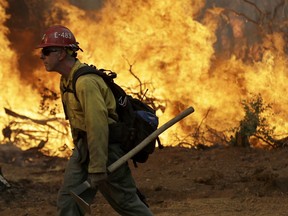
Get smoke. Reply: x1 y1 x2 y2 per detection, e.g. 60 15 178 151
196 0 288 63
5 0 52 85
4 0 288 84
3 0 107 88
68 0 105 10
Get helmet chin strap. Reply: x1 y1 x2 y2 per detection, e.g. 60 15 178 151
67 43 83 52
66 49 74 56
65 45 83 58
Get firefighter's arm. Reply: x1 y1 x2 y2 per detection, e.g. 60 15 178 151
76 75 109 173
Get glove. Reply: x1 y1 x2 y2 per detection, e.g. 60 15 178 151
87 172 107 189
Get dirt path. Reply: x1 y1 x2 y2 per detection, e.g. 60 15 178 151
1 146 288 215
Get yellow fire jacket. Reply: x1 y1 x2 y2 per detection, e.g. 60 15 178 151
60 60 118 173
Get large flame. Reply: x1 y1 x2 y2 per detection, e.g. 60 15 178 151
1 0 288 156
0 0 41 131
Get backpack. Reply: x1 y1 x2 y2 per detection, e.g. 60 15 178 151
72 65 163 166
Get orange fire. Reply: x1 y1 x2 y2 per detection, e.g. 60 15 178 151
1 0 288 156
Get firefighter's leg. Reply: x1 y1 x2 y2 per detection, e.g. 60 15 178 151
57 148 96 216
99 143 153 216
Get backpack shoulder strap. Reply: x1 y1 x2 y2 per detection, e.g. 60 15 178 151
72 65 116 101
72 65 132 120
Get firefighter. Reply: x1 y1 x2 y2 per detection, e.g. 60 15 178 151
36 25 153 216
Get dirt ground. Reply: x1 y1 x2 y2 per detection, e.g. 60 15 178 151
1 144 288 216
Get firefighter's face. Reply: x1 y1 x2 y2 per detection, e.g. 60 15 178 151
40 47 63 72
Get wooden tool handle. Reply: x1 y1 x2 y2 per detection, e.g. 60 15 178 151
107 106 195 173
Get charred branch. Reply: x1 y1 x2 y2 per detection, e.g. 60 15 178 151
193 108 211 143
123 59 167 113
243 0 262 15
232 0 287 33
1 107 71 157
4 107 69 135
0 167 11 192
4 108 66 131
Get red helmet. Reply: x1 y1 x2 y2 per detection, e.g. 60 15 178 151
36 25 82 51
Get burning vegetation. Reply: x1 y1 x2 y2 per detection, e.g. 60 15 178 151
1 0 288 158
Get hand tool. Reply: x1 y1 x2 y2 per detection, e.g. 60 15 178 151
70 106 195 214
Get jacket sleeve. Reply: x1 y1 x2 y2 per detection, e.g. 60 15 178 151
76 75 110 173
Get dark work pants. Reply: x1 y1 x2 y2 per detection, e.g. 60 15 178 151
57 143 153 216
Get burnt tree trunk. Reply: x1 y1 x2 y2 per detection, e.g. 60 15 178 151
235 131 250 147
